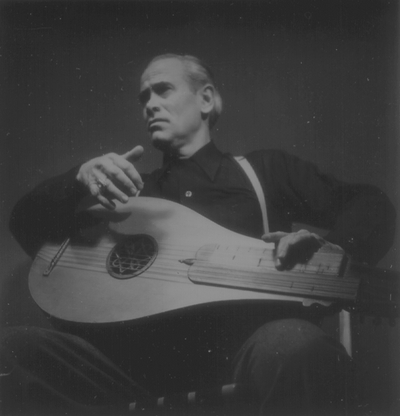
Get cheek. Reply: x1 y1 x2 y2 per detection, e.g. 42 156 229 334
178 100 201 122
168 98 187 114
165 94 201 127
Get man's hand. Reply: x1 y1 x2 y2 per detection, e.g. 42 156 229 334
262 229 340 271
76 146 144 210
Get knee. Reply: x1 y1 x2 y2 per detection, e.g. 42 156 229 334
1 326 54 369
233 319 352 413
245 318 338 357
233 318 348 381
1 326 49 348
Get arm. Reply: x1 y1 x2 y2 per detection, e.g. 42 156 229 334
10 146 145 258
9 166 90 257
253 150 396 267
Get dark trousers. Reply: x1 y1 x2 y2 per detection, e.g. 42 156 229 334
0 305 354 415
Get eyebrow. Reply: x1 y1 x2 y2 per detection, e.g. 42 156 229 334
138 81 173 104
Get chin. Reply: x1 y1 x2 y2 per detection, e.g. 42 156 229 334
151 136 173 152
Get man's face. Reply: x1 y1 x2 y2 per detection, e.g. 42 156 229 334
139 58 204 151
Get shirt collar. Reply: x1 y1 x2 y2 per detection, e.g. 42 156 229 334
159 141 225 182
190 141 225 181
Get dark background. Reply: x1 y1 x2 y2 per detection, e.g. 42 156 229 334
1 0 399 413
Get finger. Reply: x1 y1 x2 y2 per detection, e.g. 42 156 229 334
88 182 116 210
275 236 291 269
116 159 144 192
97 194 116 210
121 145 144 162
262 232 291 270
88 181 104 198
276 232 311 260
261 232 288 243
104 163 143 195
108 152 144 192
97 176 131 204
275 232 323 270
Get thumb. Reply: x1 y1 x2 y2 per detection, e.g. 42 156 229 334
122 145 144 162
261 231 288 243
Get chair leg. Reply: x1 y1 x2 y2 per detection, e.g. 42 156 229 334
339 310 352 357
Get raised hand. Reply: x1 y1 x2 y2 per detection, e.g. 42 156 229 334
76 145 144 210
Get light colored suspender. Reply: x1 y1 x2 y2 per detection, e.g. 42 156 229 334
234 156 269 234
236 157 352 357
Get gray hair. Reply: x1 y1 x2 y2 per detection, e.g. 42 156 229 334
148 54 223 129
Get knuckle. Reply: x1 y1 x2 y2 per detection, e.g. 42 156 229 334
297 229 309 235
89 184 100 196
105 165 120 177
96 154 110 164
107 152 120 162
96 155 113 168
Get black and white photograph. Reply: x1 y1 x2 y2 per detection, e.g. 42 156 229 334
1 1 399 415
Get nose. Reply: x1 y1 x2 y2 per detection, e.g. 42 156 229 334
145 92 160 117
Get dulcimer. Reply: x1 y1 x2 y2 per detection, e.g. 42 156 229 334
29 197 398 325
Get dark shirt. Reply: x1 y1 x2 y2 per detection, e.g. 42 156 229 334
10 141 396 265
140 142 264 239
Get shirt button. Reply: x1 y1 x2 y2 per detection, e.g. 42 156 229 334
185 191 192 198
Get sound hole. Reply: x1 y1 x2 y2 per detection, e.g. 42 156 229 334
107 235 158 279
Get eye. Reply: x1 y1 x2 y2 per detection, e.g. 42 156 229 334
154 83 172 97
138 90 150 106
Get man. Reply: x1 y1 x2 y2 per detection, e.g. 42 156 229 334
2 54 396 415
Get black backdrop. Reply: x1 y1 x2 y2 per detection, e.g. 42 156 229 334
1 0 399 412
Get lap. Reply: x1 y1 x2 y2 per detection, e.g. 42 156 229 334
1 311 351 415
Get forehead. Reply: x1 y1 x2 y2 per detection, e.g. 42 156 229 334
140 58 188 89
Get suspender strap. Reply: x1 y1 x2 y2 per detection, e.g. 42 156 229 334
234 156 269 234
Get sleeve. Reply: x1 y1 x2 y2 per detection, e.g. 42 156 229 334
9 166 92 258
256 150 396 266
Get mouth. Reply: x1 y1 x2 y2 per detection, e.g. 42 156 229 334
148 119 167 131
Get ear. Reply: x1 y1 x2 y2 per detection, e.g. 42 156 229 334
199 84 215 118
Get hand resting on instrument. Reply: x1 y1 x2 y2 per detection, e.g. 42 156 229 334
262 229 344 271
76 145 144 210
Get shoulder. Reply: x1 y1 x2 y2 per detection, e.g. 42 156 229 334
242 148 301 173
240 149 330 193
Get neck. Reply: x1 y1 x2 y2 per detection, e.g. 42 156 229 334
177 135 211 159
160 127 211 159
